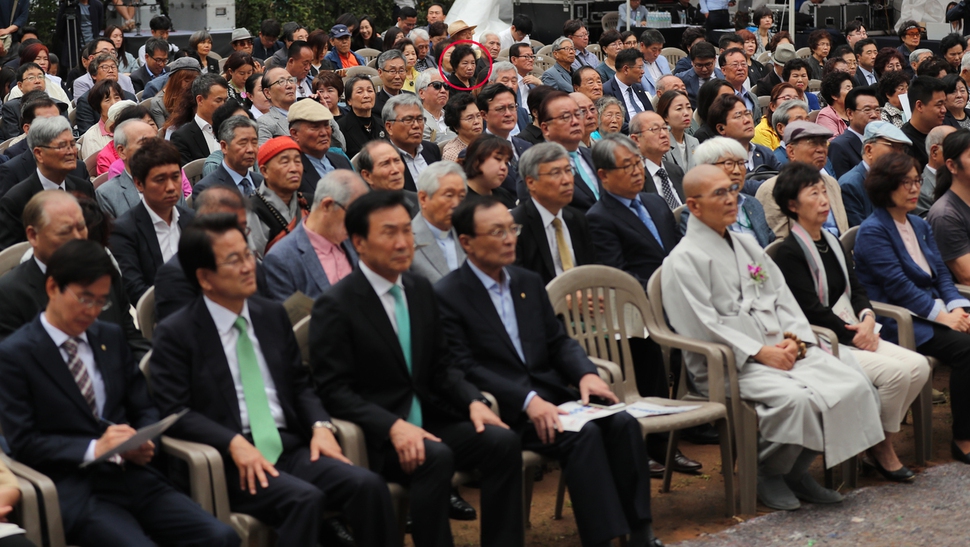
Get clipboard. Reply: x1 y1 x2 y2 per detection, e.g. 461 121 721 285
80 409 189 468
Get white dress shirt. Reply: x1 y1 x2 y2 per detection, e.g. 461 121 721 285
615 78 645 115
644 159 683 207
359 261 407 334
644 60 663 82
37 168 65 191
195 114 219 153
533 200 574 276
41 313 105 463
144 201 181 263
203 296 286 433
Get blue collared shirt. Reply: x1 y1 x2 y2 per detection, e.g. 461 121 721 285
699 0 731 12
221 161 255 194
306 153 335 179
423 217 459 271
607 191 663 247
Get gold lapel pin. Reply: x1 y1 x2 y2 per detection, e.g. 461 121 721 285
101 344 106 351
520 292 526 299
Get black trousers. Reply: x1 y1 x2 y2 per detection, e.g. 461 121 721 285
918 323 970 439
705 9 731 40
225 431 396 547
64 464 238 547
0 535 34 547
379 422 524 547
522 411 652 546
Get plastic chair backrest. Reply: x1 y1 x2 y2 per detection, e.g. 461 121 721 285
0 241 29 278
136 286 156 341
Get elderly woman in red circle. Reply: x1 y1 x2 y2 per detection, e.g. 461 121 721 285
446 44 481 91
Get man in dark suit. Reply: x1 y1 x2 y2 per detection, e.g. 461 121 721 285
602 48 654 129
478 83 534 194
383 94 441 192
358 140 421 217
193 116 263 197
853 39 879 87
0 93 73 198
171 73 229 166
829 87 880 179
512 143 595 285
0 239 239 547
0 191 149 361
752 44 795 97
263 170 365 301
287 100 353 195
522 91 601 213
109 139 194 305
0 116 95 249
675 42 724 107
630 112 686 211
310 191 525 547
129 38 169 94
149 214 396 546
435 196 662 547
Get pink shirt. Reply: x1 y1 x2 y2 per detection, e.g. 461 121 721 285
108 159 194 197
894 218 932 275
303 219 352 285
96 141 120 175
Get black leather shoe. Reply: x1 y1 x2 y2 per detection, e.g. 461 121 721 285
668 449 703 474
681 424 720 445
863 450 914 482
322 517 355 547
646 525 664 547
648 458 665 478
952 441 970 465
449 489 477 520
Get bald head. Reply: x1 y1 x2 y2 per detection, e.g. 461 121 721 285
683 164 723 197
195 186 247 215
684 164 737 234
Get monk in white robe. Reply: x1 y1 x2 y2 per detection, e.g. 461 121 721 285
661 165 884 511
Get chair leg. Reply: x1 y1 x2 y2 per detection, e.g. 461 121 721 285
661 430 679 493
912 389 927 467
715 417 736 517
553 469 567 520
737 405 758 515
844 456 858 489
920 377 934 464
523 463 535 529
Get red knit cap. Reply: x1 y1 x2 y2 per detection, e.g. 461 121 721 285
257 136 302 167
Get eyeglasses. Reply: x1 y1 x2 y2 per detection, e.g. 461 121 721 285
269 76 298 88
692 183 741 200
427 81 448 90
571 32 589 39
477 224 522 240
714 159 746 171
21 74 44 83
857 106 883 115
722 62 746 70
218 248 255 269
548 109 584 123
731 109 754 121
97 63 118 72
577 106 596 116
555 46 576 52
67 287 112 311
901 177 922 189
512 54 536 60
608 41 623 49
389 116 425 126
904 30 921 37
631 125 667 135
538 166 574 178
381 68 407 75
604 158 645 175
38 141 77 152
149 56 168 65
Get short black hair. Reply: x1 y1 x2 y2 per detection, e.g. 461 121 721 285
449 45 475 72
772 162 825 220
718 33 742 50
428 21 448 39
509 42 532 59
563 19 586 37
511 14 533 35
287 40 310 61
444 92 478 132
149 15 172 31
281 22 305 43
87 78 123 114
47 239 119 290
212 100 248 136
464 134 512 180
934 128 970 200
477 82 517 111
916 56 953 77
615 47 644 71
145 37 168 58
399 6 418 18
680 27 706 52
844 20 865 36
689 41 717 61
640 29 664 47
344 189 409 240
718 47 745 68
865 153 921 208
782 58 811 81
260 19 282 38
844 86 877 112
819 71 853 105
527 85 558 118
452 195 503 238
907 75 946 111
696 78 730 122
853 38 876 57
130 138 182 184
15 61 41 82
940 33 968 56
178 213 246 290
707 94 744 131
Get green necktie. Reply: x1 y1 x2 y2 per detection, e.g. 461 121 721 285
234 316 284 464
389 285 423 427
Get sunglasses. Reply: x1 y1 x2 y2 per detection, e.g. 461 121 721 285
428 81 448 90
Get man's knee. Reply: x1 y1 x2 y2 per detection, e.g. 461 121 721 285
344 464 391 494
418 439 455 480
203 519 242 547
480 425 523 467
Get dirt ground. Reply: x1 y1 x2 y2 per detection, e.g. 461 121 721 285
425 368 960 546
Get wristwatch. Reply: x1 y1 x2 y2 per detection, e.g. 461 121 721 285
312 420 338 435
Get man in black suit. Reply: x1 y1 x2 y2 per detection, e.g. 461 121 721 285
149 213 395 546
129 38 169 94
74 54 138 135
0 93 72 198
630 112 686 211
0 239 239 547
193 116 263 197
512 142 595 285
435 196 662 547
523 91 601 213
0 191 149 361
853 39 879 87
374 49 414 118
478 83 533 195
383 94 441 192
109 139 194 305
0 116 94 249
310 191 524 547
288 99 353 195
171 73 229 166
0 65 63 141
829 87 880 178
358 140 421 217
602 48 654 128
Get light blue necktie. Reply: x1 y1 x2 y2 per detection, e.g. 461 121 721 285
238 176 254 197
389 285 422 427
568 151 600 200
630 198 664 249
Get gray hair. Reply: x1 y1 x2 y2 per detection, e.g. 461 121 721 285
489 61 516 81
312 169 367 211
217 115 258 143
409 28 430 42
382 92 424 122
962 50 970 72
27 115 72 150
594 95 625 119
655 75 683 96
194 186 247 214
591 133 640 171
690 136 747 168
113 118 140 149
641 30 665 47
909 48 932 65
378 49 407 71
771 99 809 131
518 142 569 181
926 125 955 157
415 68 439 93
482 32 501 44
416 160 465 195
552 36 573 52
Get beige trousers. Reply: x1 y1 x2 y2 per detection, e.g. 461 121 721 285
849 340 931 433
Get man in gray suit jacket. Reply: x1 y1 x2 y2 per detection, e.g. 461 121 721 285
193 116 263 198
97 120 185 218
630 112 686 211
261 170 367 301
410 162 467 283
